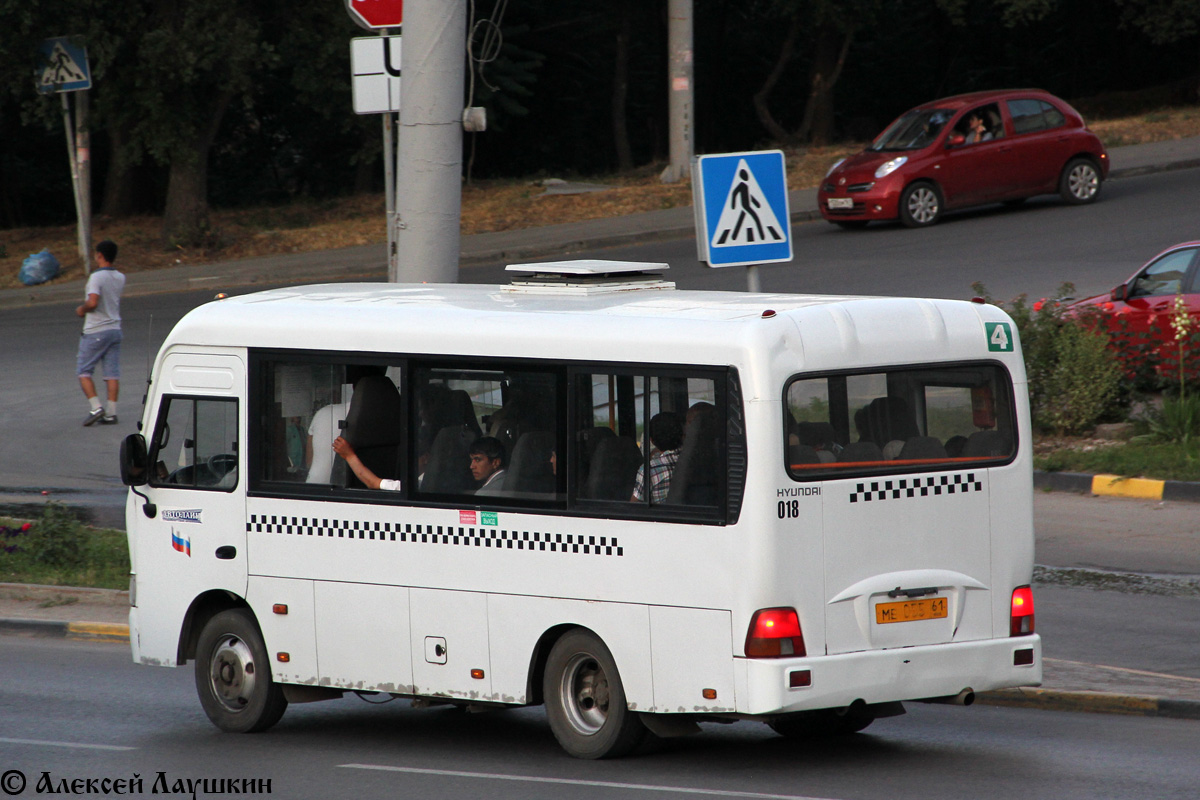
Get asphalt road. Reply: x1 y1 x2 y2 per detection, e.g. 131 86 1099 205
2 637 1198 800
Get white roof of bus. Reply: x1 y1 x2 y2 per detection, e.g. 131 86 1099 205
163 282 1023 382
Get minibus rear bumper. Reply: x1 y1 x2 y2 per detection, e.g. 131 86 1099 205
735 635 1041 715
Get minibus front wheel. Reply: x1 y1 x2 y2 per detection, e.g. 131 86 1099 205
544 629 645 758
194 609 288 733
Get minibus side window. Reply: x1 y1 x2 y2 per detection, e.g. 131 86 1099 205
413 366 562 503
256 360 402 490
785 363 1016 479
148 396 238 490
576 371 723 508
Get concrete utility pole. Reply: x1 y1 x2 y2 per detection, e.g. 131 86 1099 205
661 0 694 184
392 0 466 283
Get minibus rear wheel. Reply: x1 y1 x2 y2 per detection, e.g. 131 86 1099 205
195 609 288 733
544 629 645 758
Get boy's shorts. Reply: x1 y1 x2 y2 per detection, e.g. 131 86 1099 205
76 329 122 379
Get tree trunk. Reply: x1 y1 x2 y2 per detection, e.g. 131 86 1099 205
100 121 137 217
612 0 633 172
794 23 853 146
752 13 802 145
160 91 233 247
162 149 211 248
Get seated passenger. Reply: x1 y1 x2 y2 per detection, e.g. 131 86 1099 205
963 113 993 144
470 436 508 496
631 411 683 503
332 435 399 490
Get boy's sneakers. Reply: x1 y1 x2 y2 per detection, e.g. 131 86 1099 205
83 407 105 426
99 415 118 425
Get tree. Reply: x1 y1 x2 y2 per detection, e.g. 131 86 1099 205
130 0 267 246
1114 0 1200 95
752 0 881 146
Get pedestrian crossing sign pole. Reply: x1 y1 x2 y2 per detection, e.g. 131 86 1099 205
692 149 791 291
35 36 94 276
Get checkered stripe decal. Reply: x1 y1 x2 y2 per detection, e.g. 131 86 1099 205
247 514 623 556
849 473 982 503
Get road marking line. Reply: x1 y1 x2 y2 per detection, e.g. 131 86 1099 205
0 737 135 751
339 765 841 800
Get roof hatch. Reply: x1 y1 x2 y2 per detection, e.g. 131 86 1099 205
504 259 675 295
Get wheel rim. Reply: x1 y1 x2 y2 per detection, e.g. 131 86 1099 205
208 634 257 713
1069 164 1098 199
907 187 938 223
558 653 611 735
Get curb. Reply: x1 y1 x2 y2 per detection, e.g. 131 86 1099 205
0 617 129 642
977 687 1200 720
1033 470 1200 503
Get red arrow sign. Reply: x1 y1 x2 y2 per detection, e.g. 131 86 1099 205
346 0 403 30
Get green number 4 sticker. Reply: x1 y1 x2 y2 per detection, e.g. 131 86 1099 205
986 322 1014 352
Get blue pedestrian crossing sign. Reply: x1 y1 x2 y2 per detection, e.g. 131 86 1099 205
693 149 791 267
36 37 92 94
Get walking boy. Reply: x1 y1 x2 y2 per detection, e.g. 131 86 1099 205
76 240 126 426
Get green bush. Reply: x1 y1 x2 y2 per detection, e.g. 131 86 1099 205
1039 324 1124 435
24 502 91 569
1143 394 1200 444
0 505 130 589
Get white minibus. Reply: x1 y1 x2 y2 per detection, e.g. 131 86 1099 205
120 261 1039 758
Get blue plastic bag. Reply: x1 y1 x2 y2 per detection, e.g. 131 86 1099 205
18 248 60 286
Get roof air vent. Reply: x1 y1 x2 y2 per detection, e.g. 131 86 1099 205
505 260 675 295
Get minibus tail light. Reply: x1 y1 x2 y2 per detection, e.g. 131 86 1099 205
745 607 806 658
1010 586 1035 636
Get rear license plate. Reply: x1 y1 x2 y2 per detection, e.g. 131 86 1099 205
875 596 948 625
827 197 854 210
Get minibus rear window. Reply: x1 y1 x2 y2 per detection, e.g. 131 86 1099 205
784 363 1016 479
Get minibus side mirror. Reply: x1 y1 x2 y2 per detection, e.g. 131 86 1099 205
120 434 149 486
120 434 158 518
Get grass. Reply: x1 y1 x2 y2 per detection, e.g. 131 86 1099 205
1034 438 1200 482
2 104 1199 291
0 506 130 590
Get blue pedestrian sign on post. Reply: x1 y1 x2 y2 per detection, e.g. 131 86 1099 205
693 149 791 268
36 37 92 94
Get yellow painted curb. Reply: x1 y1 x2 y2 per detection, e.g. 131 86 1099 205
978 687 1159 716
1091 474 1165 500
66 622 129 641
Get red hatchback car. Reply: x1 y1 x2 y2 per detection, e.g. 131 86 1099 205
818 89 1109 229
1069 241 1200 344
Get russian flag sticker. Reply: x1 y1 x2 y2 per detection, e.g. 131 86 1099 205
171 529 191 557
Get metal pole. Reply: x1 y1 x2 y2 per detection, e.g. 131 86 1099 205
383 111 397 275
662 0 694 184
60 94 86 275
746 264 761 293
381 28 398 278
393 0 465 283
74 90 92 275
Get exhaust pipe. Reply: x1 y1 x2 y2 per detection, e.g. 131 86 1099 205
918 688 975 706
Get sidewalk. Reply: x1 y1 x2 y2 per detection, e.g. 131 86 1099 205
3 136 1200 312
2 581 1197 721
